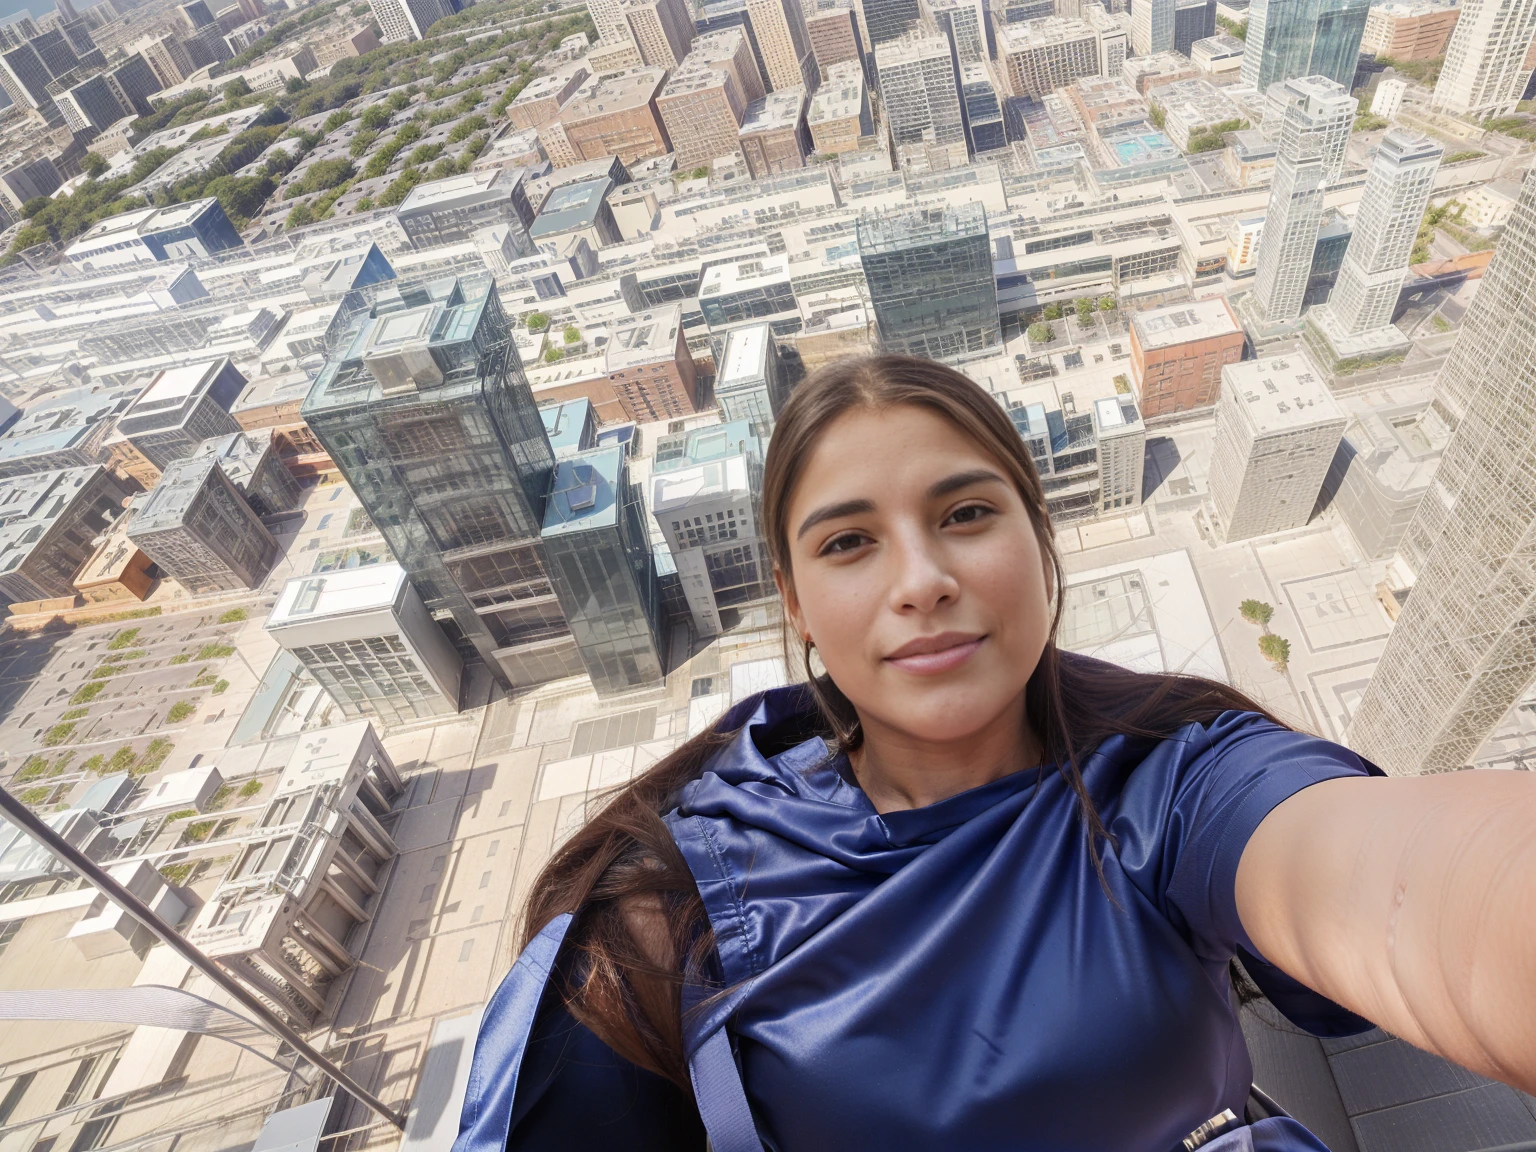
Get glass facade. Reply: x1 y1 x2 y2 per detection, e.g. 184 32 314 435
858 203 1002 361
1241 0 1370 92
289 634 455 727
862 0 922 44
303 273 586 689
541 447 666 696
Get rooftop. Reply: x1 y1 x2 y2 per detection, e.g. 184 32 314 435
606 304 683 369
741 88 806 134
1222 353 1345 434
809 69 864 123
396 166 526 216
719 324 769 386
542 447 624 534
529 177 613 239
997 16 1097 50
559 67 667 122
1132 298 1242 348
268 562 409 626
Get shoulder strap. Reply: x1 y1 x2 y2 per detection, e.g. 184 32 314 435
688 1023 761 1152
452 913 572 1152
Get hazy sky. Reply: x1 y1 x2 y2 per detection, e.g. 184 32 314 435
0 2 59 26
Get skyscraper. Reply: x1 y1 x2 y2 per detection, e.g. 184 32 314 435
1172 0 1215 54
303 273 585 689
1348 171 1536 775
1429 0 1536 117
1208 351 1345 543
624 0 695 66
1310 129 1441 356
1130 0 1173 54
745 0 817 91
861 0 921 45
541 447 667 696
1244 75 1355 330
930 0 987 62
875 29 967 168
858 202 1001 362
369 0 449 43
1240 0 1370 91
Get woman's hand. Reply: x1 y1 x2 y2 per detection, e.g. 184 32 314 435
1237 771 1536 1093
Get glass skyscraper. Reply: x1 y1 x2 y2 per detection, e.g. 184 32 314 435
1239 0 1370 92
303 273 587 689
541 447 667 696
858 203 1001 362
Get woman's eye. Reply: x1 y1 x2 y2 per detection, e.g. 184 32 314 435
821 532 867 556
946 504 993 526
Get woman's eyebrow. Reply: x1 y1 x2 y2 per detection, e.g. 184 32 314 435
796 498 875 540
927 469 1008 499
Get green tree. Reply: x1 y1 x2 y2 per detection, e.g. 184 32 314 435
81 152 109 178
360 102 393 130
323 108 353 132
563 325 580 343
1148 103 1167 129
222 77 253 100
1239 599 1274 629
449 114 488 142
1097 295 1116 311
1257 633 1290 671
527 312 549 331
287 201 315 228
1042 302 1062 320
1027 321 1053 343
349 129 378 157
1075 297 1094 323
12 224 50 250
543 347 563 363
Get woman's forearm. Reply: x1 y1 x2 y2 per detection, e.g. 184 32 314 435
1236 771 1536 1092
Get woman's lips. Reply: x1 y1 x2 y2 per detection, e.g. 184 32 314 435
883 636 985 675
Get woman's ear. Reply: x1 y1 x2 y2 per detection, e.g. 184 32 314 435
774 566 809 643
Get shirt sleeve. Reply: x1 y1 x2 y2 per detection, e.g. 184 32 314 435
1115 711 1376 964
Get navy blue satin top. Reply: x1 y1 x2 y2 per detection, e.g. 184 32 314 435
505 687 1377 1152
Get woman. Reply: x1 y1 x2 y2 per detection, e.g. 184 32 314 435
455 355 1536 1152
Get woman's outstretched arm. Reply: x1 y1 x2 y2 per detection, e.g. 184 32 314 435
1236 771 1536 1091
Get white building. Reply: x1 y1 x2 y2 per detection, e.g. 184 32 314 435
1430 0 1536 117
1370 75 1406 118
1084 3 1131 76
1208 351 1346 542
1459 177 1522 228
265 562 464 727
369 0 448 43
1310 128 1441 356
1130 0 1174 54
714 323 788 437
1245 76 1355 330
1093 396 1146 513
649 421 769 638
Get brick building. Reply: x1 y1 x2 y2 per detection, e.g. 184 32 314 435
1129 297 1245 418
604 304 699 421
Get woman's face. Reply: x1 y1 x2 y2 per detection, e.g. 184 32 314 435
777 403 1055 749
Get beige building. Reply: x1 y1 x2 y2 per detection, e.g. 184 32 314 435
507 67 590 129
130 32 193 86
309 23 380 70
747 0 818 92
807 59 872 154
623 0 694 67
539 67 673 166
806 2 862 71
1360 1 1460 60
739 87 810 177
997 18 1100 98
658 62 747 168
605 304 700 421
691 27 766 103
586 36 643 71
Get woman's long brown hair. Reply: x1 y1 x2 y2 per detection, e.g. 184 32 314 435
521 354 1285 1090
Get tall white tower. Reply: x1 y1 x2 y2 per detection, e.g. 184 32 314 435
1244 75 1355 331
1431 0 1536 117
1130 0 1173 53
1348 171 1536 775
1311 129 1442 358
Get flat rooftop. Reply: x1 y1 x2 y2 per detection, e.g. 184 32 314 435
1222 352 1345 434
741 88 806 133
809 73 863 123
268 561 408 626
397 166 524 214
719 323 768 385
560 68 667 121
1132 298 1241 349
